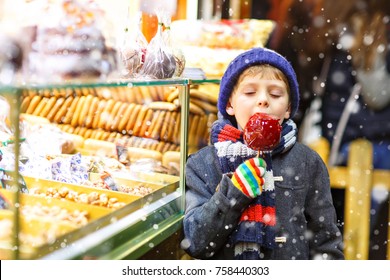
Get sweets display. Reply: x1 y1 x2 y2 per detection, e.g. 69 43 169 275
119 12 148 78
21 203 89 227
19 85 216 158
29 186 126 209
140 16 176 79
28 0 117 82
244 113 282 151
0 219 58 248
0 33 23 83
171 19 275 78
88 179 153 196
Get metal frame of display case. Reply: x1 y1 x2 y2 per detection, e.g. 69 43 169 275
1 78 221 259
0 86 22 260
0 79 194 260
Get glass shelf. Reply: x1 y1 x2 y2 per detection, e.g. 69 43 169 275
0 78 220 91
0 78 202 259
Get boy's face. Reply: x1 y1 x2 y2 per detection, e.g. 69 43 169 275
226 73 291 130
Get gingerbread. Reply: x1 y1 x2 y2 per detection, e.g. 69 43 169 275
118 103 135 132
125 104 141 133
110 102 128 132
71 95 86 127
56 96 75 124
78 94 94 127
25 95 42 115
139 87 153 104
159 111 171 142
167 89 179 103
83 128 93 139
145 110 160 138
39 96 57 118
166 112 177 143
104 100 122 131
123 87 136 103
148 101 177 111
139 108 154 137
132 106 148 136
191 98 218 114
21 96 31 113
150 110 166 140
32 97 49 116
173 112 181 144
97 99 115 129
92 99 107 129
148 86 159 101
84 96 99 128
46 97 64 122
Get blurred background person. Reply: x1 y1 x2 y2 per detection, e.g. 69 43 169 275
271 0 390 259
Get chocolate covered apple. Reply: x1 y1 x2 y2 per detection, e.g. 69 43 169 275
244 113 282 151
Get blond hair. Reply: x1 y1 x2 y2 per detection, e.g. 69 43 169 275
232 64 290 99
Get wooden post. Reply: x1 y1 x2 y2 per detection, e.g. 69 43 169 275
343 139 373 259
388 196 390 260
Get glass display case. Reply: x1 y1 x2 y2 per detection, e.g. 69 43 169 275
0 79 202 260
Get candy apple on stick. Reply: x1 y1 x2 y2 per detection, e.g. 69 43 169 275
244 113 282 156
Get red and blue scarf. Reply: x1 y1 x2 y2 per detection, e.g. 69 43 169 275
210 115 297 259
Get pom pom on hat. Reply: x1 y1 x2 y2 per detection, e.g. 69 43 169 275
218 48 300 124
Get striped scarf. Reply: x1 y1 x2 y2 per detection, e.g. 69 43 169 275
210 115 297 259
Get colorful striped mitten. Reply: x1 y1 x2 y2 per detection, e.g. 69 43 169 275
231 158 267 198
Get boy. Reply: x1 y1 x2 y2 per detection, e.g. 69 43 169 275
182 48 344 260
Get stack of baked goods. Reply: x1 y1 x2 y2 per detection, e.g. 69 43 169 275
171 19 275 78
0 32 23 84
27 0 117 83
19 84 218 172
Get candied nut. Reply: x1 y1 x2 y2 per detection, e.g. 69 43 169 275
117 184 153 196
96 194 107 207
66 191 77 202
112 202 126 209
52 192 61 199
77 193 88 204
87 192 99 203
58 187 70 198
108 197 118 204
46 188 56 196
91 200 101 206
29 187 40 195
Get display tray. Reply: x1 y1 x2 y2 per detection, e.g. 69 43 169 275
24 176 142 209
0 172 180 259
0 185 111 259
0 209 77 259
109 170 180 186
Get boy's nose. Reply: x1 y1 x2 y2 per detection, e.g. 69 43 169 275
257 92 269 107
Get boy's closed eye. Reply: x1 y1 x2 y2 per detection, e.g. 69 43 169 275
240 86 257 95
268 87 285 97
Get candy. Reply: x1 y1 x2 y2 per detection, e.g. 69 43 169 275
244 113 282 151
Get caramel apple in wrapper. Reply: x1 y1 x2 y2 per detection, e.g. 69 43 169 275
140 14 176 79
244 113 281 152
120 13 148 77
141 46 176 79
162 15 185 77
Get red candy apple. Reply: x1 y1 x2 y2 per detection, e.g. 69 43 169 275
244 113 282 151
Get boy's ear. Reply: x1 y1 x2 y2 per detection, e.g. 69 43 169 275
284 103 291 119
226 100 235 116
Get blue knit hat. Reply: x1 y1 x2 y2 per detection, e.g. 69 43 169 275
218 47 300 124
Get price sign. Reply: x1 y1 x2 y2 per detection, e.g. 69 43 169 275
0 168 28 193
101 171 119 192
116 144 129 165
0 192 11 209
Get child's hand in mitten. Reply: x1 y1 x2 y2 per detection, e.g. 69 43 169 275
231 158 266 198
